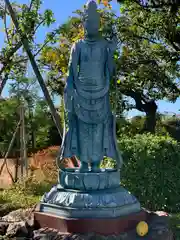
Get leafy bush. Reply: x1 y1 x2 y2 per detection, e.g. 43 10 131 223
30 146 59 181
118 133 180 212
0 176 55 216
11 175 55 196
2 134 180 215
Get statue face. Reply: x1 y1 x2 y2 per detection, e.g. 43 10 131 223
84 18 100 37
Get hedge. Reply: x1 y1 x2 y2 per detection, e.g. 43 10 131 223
30 133 180 213
118 133 180 212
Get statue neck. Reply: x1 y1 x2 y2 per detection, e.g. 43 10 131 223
84 33 101 43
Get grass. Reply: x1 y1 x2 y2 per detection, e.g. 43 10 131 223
0 174 56 217
0 192 40 217
0 159 58 216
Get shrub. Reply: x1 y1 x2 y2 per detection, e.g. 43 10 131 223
118 133 180 213
0 176 55 216
29 146 59 181
11 175 55 196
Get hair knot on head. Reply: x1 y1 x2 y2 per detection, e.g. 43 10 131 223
86 0 97 10
83 0 99 21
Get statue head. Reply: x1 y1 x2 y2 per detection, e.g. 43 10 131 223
83 0 100 38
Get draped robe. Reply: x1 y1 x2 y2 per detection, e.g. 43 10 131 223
63 38 122 166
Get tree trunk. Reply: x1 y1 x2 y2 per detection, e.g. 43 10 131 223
28 105 36 154
121 89 158 133
14 157 19 183
143 100 157 133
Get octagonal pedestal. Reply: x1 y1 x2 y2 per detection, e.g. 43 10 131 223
34 210 147 235
35 168 145 235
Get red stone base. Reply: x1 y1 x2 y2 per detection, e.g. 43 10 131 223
34 210 147 235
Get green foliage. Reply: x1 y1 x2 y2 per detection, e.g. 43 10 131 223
43 9 55 27
39 16 82 95
125 116 145 135
118 133 180 212
32 100 55 149
39 2 179 128
170 213 180 239
0 0 56 80
0 96 58 156
10 175 55 196
114 113 169 137
162 116 180 141
0 187 40 210
0 97 19 156
101 157 116 169
116 1 180 103
0 176 55 216
121 114 170 136
0 73 60 156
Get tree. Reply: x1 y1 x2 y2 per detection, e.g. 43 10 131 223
39 16 83 95
0 95 59 156
8 72 61 152
39 4 179 133
100 0 180 132
0 0 55 93
9 75 39 152
100 0 180 10
0 97 19 157
0 0 64 141
118 0 179 132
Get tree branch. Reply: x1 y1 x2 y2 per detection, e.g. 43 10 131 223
133 0 179 9
34 32 57 57
0 73 8 95
4 4 10 44
120 88 145 112
0 41 23 94
33 19 45 35
169 40 180 52
120 87 158 114
28 0 33 12
133 34 158 44
0 41 22 73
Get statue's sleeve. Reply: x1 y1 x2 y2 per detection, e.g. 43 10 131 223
64 42 80 113
106 45 115 79
65 42 80 90
106 36 117 79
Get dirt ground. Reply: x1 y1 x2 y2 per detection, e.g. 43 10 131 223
0 148 80 189
0 158 30 189
0 156 58 188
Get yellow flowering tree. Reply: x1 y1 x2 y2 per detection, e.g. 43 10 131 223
39 16 84 95
39 1 180 133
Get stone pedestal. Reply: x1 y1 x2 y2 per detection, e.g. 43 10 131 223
34 210 147 235
35 168 146 235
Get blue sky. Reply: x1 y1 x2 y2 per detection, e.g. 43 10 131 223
0 0 179 116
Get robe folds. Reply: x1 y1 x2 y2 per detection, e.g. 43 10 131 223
63 38 122 166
